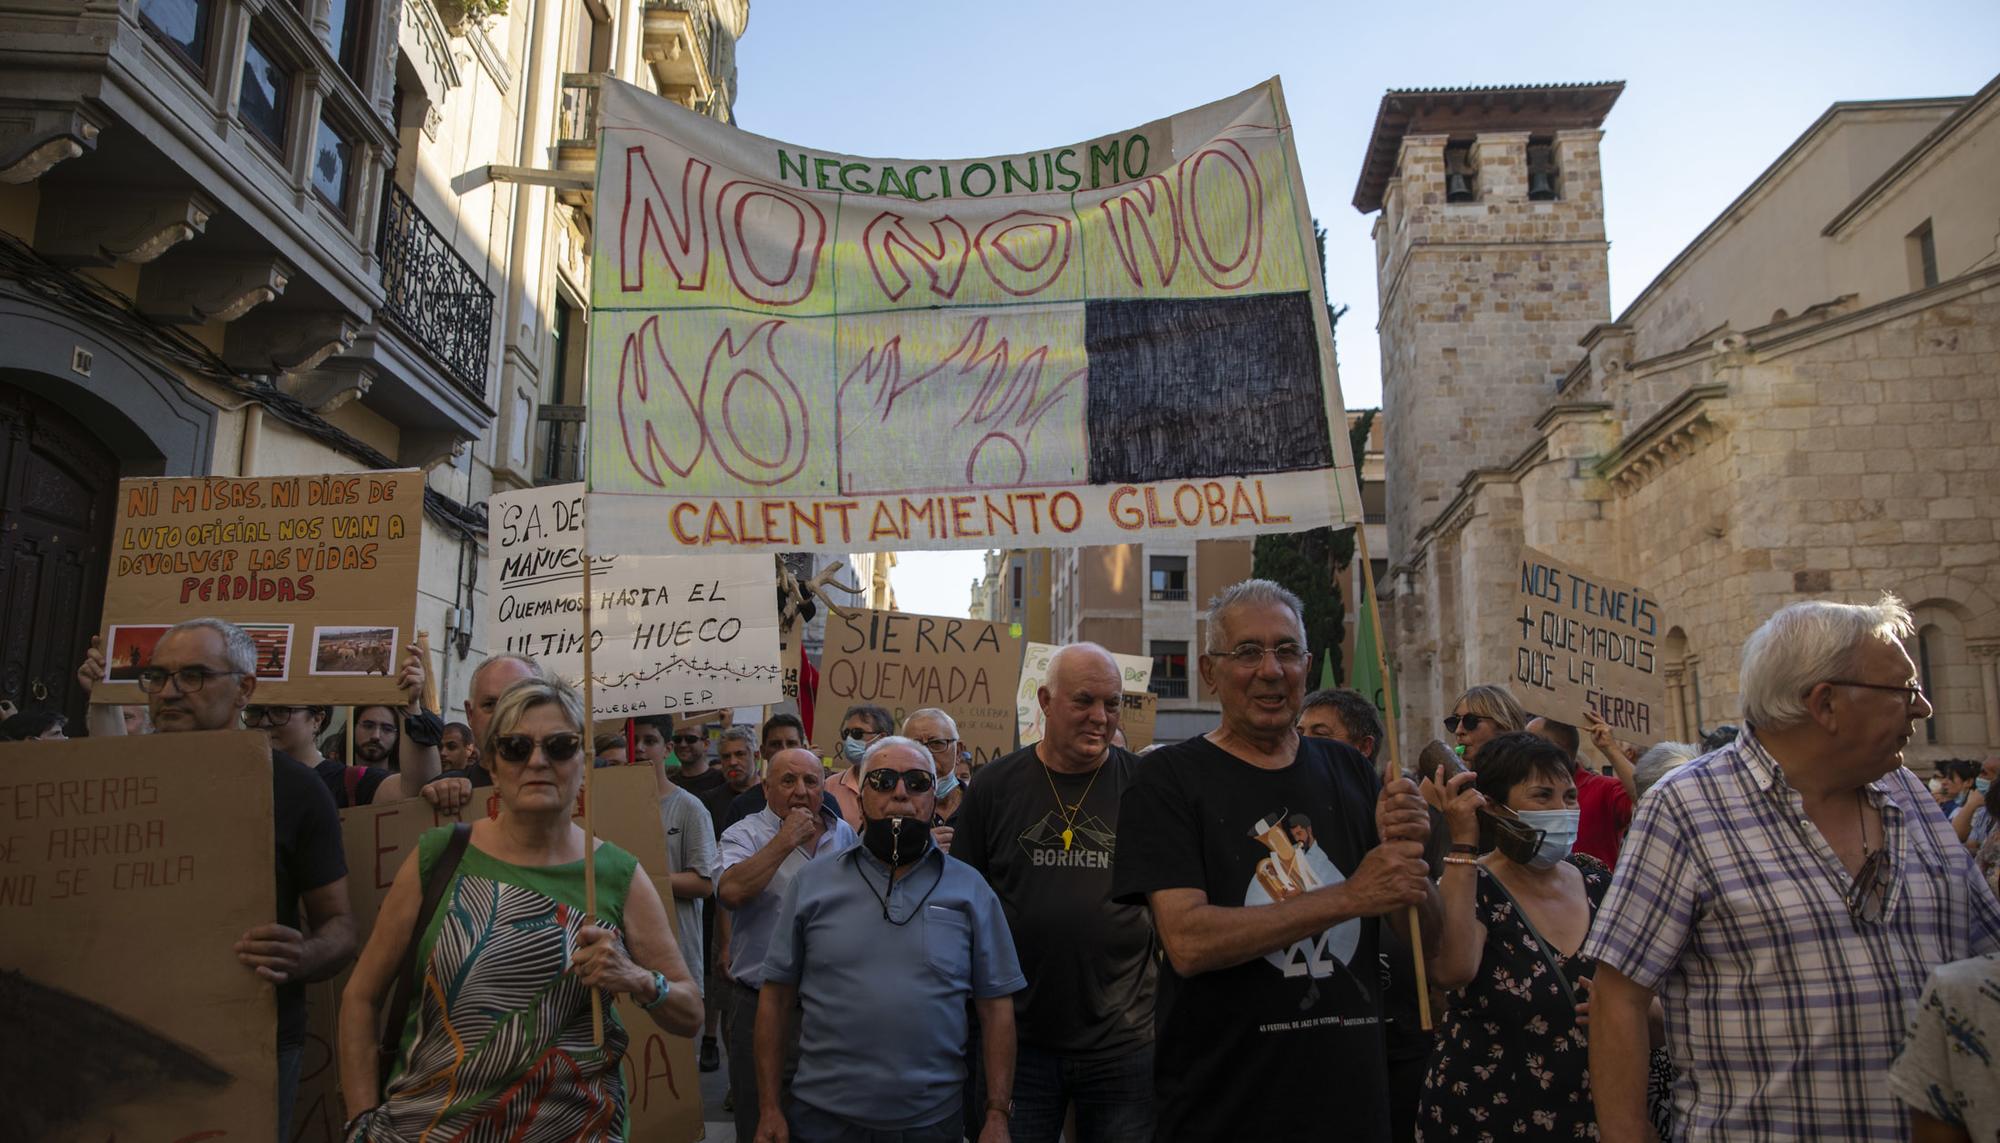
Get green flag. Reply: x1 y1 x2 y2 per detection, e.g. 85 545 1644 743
1350 590 1391 715
1318 645 1336 692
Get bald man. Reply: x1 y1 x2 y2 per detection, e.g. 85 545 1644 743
953 643 1158 1142
717 747 856 1141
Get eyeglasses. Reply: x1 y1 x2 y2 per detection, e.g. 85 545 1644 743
1825 679 1928 708
1444 713 1499 734
919 737 958 753
840 727 882 742
1211 643 1308 669
243 705 304 727
672 734 704 745
862 767 935 794
136 666 244 694
492 733 584 764
1844 846 1892 924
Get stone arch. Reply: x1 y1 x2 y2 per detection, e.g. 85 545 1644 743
0 288 217 475
1895 574 2000 643
1903 594 1988 756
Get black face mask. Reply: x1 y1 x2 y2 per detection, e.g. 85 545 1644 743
860 814 932 867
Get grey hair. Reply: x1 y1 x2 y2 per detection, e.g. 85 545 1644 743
1740 594 1915 729
482 675 586 759
902 707 959 739
1204 579 1308 653
719 725 756 750
860 734 935 777
472 653 549 691
1633 741 1701 797
165 617 258 675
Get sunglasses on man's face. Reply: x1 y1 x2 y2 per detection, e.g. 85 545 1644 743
492 733 584 765
862 767 935 794
672 734 703 745
840 727 880 742
1444 714 1498 734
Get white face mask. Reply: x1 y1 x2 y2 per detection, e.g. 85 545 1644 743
1512 808 1579 869
1929 777 1947 797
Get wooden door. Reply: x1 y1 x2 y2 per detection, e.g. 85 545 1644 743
0 382 118 727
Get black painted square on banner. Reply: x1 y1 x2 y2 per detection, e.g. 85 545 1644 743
1083 292 1333 485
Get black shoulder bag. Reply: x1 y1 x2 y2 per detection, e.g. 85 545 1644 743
377 822 472 1092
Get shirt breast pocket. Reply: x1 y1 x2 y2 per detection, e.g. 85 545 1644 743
923 905 972 980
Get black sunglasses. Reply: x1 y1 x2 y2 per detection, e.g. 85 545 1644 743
1444 714 1500 734
492 733 584 764
862 768 935 794
672 734 704 745
840 727 880 742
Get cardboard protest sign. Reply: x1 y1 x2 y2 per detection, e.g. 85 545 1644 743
1120 691 1158 751
1510 547 1668 739
584 78 1362 555
292 767 702 1142
815 608 1022 765
1015 640 1154 746
488 483 780 718
0 731 275 1141
97 471 424 705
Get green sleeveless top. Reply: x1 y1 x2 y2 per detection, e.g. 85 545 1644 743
368 827 642 1141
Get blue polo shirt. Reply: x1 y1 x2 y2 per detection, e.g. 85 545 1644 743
762 842 1025 1130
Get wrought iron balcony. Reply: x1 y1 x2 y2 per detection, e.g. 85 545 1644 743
377 183 494 401
1149 677 1189 700
556 73 603 207
537 403 586 484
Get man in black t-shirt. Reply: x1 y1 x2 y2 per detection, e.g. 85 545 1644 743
106 618 354 1138
957 643 1157 1143
1111 581 1436 1142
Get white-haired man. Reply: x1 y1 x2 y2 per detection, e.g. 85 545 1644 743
1586 595 2000 1142
755 736 1023 1143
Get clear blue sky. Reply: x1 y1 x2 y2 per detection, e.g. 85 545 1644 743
731 0 2000 616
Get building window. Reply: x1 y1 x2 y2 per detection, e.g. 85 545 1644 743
1916 624 1940 745
1526 136 1559 201
1150 641 1189 699
239 36 292 153
1009 562 1024 614
1150 555 1188 601
312 117 355 216
325 0 369 78
1444 140 1477 203
1909 220 1939 289
138 0 212 74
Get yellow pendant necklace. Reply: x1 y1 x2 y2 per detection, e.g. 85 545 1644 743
1041 756 1104 851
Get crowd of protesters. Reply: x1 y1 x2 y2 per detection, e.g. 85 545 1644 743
8 581 1998 1143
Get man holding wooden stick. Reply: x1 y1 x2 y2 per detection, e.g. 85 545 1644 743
1111 579 1438 1142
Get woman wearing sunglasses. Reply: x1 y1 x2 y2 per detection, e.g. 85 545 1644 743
1416 731 1629 1142
337 676 702 1140
1444 684 1529 764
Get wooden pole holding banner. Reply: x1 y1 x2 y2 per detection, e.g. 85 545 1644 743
580 543 604 1046
417 630 439 713
1351 519 1433 1030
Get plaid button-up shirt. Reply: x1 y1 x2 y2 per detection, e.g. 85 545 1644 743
1581 729 2000 1141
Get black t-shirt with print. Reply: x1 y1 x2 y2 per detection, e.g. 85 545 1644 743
954 744 1156 1057
1111 734 1388 1142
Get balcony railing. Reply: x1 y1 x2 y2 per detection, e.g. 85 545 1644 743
377 183 494 401
537 404 585 484
557 73 602 148
1150 678 1189 700
643 0 715 90
1150 587 1189 602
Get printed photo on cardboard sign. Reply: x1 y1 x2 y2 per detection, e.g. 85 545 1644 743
241 623 292 682
105 624 170 682
310 626 398 676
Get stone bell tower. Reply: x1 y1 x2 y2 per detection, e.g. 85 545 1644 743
1353 82 1623 570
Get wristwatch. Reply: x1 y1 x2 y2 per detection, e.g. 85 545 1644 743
641 970 673 1011
986 1098 1014 1119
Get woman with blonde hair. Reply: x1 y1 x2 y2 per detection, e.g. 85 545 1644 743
1445 684 1529 764
338 675 701 1139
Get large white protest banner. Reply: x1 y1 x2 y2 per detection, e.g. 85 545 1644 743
487 483 780 717
582 78 1361 554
